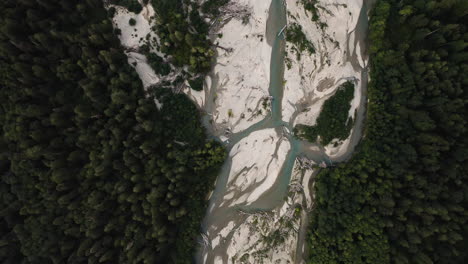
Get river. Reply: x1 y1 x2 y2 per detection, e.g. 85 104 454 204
197 0 373 263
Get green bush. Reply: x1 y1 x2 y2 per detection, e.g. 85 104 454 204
188 76 205 91
295 81 354 145
110 0 143 14
286 23 315 58
108 6 116 18
300 0 320 22
201 0 229 17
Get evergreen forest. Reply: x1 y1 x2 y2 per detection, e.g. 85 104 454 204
307 0 468 263
0 0 467 263
0 0 225 263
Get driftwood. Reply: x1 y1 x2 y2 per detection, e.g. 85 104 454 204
209 2 253 33
214 44 233 53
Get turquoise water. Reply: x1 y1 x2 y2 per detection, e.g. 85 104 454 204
239 0 328 210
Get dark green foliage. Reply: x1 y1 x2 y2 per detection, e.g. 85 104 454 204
153 11 214 74
201 0 229 17
0 1 225 263
307 0 468 263
300 0 320 22
147 0 229 76
110 0 142 14
286 23 315 59
108 7 117 18
188 76 204 91
138 44 171 76
129 18 136 26
295 81 354 145
147 54 171 76
154 87 206 145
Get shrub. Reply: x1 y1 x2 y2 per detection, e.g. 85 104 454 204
188 76 204 91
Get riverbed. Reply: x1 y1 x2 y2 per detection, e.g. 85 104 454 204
197 0 374 263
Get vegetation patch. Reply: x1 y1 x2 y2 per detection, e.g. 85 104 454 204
188 76 205 91
110 0 143 14
140 44 171 76
299 0 330 30
149 0 217 75
286 23 315 60
300 0 320 22
295 81 354 145
201 0 230 17
124 0 230 93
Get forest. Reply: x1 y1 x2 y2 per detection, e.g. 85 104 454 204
294 81 354 146
0 0 225 263
307 0 468 264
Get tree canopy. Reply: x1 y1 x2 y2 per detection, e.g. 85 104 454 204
0 0 225 263
307 1 468 263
